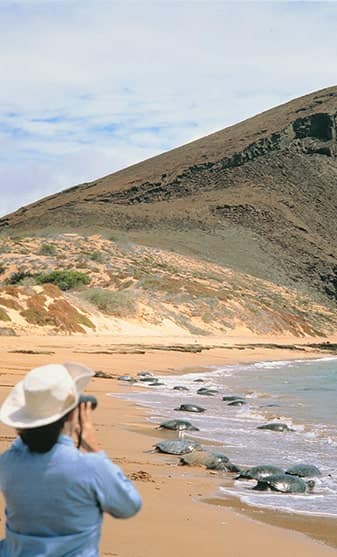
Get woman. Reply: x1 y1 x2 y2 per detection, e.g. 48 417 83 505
0 362 142 556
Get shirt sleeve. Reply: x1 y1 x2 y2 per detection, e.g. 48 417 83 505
90 452 142 518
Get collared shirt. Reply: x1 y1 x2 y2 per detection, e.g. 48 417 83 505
0 435 142 557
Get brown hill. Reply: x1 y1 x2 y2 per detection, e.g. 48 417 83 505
2 85 337 302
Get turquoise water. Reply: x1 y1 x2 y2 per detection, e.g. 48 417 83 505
112 356 337 517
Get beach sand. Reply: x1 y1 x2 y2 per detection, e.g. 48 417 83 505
0 334 336 556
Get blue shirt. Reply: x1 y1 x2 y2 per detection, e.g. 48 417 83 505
0 435 142 557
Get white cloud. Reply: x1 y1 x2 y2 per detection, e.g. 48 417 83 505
1 0 337 216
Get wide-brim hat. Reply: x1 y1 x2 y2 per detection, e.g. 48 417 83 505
0 362 93 429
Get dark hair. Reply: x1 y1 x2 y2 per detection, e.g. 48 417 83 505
19 414 69 453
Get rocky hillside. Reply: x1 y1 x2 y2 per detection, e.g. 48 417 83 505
2 86 337 303
0 234 337 337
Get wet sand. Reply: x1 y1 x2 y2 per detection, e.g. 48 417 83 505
0 334 336 555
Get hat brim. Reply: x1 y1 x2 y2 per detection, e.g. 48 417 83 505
0 362 93 429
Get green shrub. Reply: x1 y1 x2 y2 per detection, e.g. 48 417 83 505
36 270 90 291
87 250 105 263
39 243 57 256
7 271 34 285
80 288 135 317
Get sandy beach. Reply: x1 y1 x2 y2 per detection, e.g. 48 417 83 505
0 334 336 556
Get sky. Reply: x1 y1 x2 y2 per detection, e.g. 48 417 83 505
1 0 337 217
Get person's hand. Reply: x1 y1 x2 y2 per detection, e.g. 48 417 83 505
75 402 100 453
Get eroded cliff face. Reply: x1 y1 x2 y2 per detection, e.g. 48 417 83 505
72 112 337 207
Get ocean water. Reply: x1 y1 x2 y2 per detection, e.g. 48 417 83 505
110 356 337 518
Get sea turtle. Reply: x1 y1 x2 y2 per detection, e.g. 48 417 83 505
94 371 113 379
205 452 240 472
154 439 202 455
117 375 137 382
228 399 246 406
174 404 206 413
253 473 315 493
173 386 190 391
137 371 153 377
148 381 165 386
286 464 322 478
193 379 205 383
197 387 218 396
257 423 294 432
222 395 245 402
236 464 284 480
180 451 238 472
157 419 199 432
139 376 159 383
256 422 295 431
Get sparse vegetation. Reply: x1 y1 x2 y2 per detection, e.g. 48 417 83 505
80 288 135 317
0 233 337 337
47 299 95 332
86 250 105 263
0 296 21 310
0 307 10 321
41 283 62 297
39 243 57 256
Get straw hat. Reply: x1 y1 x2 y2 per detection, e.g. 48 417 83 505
0 362 93 429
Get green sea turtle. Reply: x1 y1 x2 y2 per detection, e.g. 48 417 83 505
157 419 199 432
228 399 246 406
222 395 245 402
118 375 137 383
236 464 284 480
139 376 159 383
137 371 153 377
253 473 315 493
197 387 218 396
257 423 294 432
173 386 190 391
94 371 113 379
180 451 238 472
154 439 202 455
286 464 322 478
205 452 240 472
174 404 206 413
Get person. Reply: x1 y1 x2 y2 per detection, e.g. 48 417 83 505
0 361 142 556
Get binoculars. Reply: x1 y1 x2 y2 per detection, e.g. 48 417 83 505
79 394 98 410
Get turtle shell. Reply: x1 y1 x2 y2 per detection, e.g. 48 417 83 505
174 404 206 413
155 439 202 455
197 388 218 396
180 450 235 470
158 419 199 432
257 423 293 432
255 473 308 493
286 464 321 478
236 464 284 480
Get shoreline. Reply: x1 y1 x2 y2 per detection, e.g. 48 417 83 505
117 388 337 551
0 335 337 555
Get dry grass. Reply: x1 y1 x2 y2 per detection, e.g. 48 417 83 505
47 299 95 333
0 308 10 321
0 296 21 310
